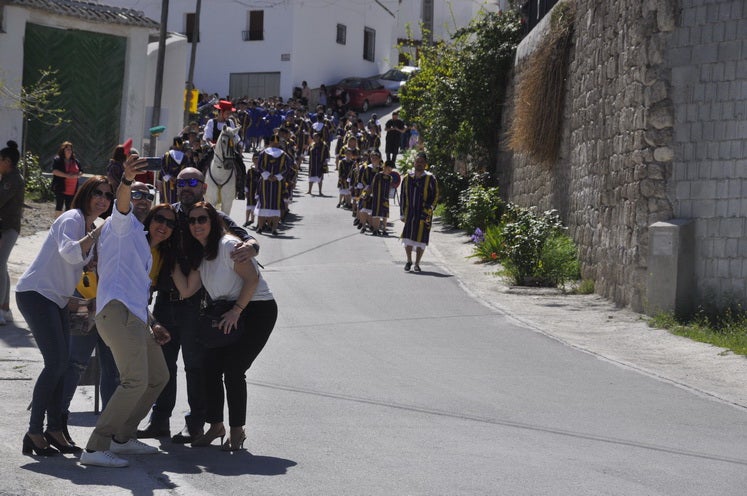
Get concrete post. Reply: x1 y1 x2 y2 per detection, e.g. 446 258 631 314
646 219 695 318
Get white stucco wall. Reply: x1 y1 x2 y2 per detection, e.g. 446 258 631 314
0 5 155 149
113 0 399 97
389 0 503 67
143 33 189 156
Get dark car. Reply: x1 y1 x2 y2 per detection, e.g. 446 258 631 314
329 77 392 112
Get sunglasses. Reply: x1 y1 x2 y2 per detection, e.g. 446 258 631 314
92 189 114 201
152 213 176 229
131 190 155 201
188 215 209 225
177 178 203 188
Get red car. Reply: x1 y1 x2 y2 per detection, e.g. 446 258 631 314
329 77 392 112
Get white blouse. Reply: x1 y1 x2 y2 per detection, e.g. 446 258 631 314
199 235 273 302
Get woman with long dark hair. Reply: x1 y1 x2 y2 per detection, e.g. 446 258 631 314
15 176 113 456
50 141 83 218
0 140 23 325
171 201 277 451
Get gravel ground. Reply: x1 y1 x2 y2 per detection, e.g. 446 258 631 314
19 200 57 237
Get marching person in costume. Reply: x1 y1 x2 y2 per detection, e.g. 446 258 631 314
399 152 438 273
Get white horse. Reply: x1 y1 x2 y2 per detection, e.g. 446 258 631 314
205 125 241 214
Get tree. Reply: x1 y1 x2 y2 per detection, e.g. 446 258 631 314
0 68 67 178
400 9 523 225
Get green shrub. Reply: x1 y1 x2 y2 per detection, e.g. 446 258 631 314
574 278 595 295
22 152 53 202
458 182 505 233
500 204 566 286
469 225 505 263
536 233 580 287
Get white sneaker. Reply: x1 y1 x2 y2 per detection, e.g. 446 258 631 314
109 438 159 455
80 450 129 468
2 309 13 322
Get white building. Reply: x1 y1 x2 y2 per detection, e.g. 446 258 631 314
0 0 187 166
391 0 508 65
111 0 400 100
109 0 506 100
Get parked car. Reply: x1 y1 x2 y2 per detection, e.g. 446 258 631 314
329 77 392 112
377 66 420 99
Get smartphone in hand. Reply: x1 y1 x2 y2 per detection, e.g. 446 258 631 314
142 157 163 171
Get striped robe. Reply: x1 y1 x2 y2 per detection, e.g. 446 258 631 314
256 147 290 217
399 171 439 248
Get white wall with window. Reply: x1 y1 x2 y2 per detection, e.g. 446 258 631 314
112 0 397 101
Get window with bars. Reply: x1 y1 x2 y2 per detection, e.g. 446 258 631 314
336 24 347 45
363 27 375 61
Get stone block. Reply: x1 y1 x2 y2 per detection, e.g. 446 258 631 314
721 217 744 238
692 199 716 217
692 43 719 64
724 20 737 41
654 146 675 162
726 238 740 259
646 219 695 317
718 40 742 62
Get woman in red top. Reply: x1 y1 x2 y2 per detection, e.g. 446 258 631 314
51 141 83 218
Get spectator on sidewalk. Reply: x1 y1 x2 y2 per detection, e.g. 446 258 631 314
16 176 112 457
385 111 406 162
0 140 23 326
50 141 83 218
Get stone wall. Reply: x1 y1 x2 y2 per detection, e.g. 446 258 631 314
500 0 747 311
668 0 747 303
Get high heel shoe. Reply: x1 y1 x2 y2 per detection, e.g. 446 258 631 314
191 425 226 447
220 427 246 452
22 433 59 456
44 431 82 454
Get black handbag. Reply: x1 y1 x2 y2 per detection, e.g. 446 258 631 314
197 295 246 348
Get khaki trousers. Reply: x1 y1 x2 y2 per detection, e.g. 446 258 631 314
86 300 169 451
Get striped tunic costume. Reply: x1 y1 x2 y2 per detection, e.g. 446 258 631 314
399 171 439 249
256 147 290 217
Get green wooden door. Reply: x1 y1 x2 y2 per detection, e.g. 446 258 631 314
23 24 126 174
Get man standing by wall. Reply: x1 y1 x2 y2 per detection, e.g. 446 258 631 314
385 111 406 163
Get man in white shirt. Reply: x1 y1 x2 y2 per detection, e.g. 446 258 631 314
80 154 170 468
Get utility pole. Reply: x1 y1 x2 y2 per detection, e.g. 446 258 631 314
184 0 201 126
149 0 169 156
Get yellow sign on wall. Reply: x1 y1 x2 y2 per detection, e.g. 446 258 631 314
184 89 199 113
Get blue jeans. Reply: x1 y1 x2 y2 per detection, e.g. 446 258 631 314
150 296 205 432
61 330 119 414
16 290 69 434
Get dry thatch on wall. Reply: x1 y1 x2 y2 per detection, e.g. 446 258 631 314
508 2 575 165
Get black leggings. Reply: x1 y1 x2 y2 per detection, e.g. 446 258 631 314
55 193 74 212
203 299 278 426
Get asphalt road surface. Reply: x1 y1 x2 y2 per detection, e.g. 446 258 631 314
4 145 747 495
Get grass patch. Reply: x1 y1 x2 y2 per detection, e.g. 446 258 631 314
649 311 747 356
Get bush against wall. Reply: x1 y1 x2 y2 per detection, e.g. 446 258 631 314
471 203 580 287
508 1 575 164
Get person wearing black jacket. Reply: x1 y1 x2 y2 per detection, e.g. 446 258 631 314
51 141 83 218
137 167 260 443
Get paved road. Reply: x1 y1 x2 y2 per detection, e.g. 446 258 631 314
2 116 746 494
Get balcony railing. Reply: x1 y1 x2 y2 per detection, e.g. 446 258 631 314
242 30 263 41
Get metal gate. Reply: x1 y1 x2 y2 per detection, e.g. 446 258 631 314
23 24 126 173
229 72 281 100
